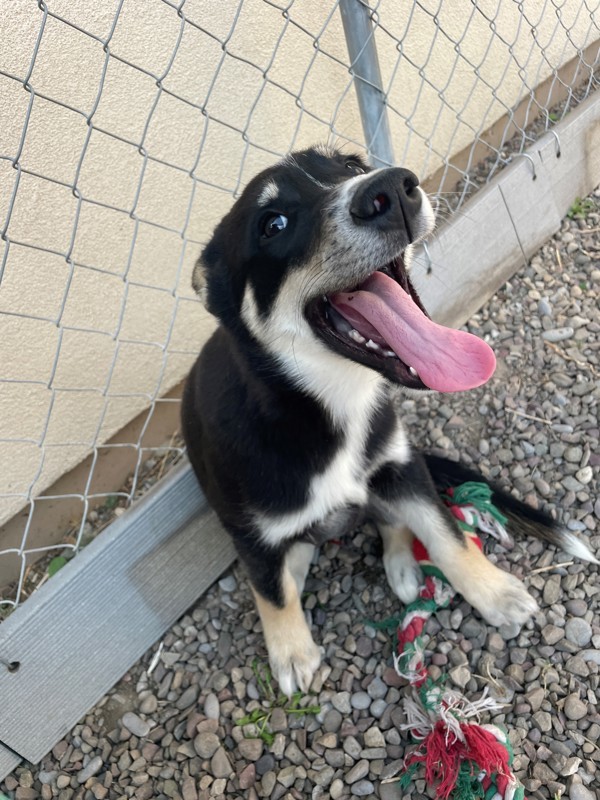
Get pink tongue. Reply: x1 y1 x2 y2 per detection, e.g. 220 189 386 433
330 271 496 392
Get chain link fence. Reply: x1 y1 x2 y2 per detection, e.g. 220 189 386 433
1 0 599 615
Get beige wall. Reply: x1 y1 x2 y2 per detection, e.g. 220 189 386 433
0 0 596 527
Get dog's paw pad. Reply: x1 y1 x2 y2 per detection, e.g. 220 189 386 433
383 549 422 605
269 638 321 697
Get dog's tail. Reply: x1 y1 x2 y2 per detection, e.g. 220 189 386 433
425 453 599 564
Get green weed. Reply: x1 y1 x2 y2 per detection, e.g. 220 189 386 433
567 196 596 219
235 659 321 746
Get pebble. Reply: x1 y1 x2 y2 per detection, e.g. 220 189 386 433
175 685 199 710
449 665 470 688
532 711 553 732
541 624 564 645
121 712 151 738
565 599 588 617
364 726 385 748
352 780 375 796
218 574 237 593
565 617 592 647
575 466 593 484
323 708 343 732
238 738 263 761
564 694 588 721
204 693 220 720
569 785 595 800
210 746 232 778
139 694 158 714
350 692 371 710
331 692 352 714
541 327 574 342
345 760 369 784
76 757 103 784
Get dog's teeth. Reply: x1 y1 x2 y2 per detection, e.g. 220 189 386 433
383 349 396 357
365 339 380 351
348 329 366 344
409 366 419 376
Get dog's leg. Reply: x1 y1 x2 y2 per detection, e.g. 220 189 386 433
370 455 538 627
379 524 421 604
285 541 315 596
245 541 320 696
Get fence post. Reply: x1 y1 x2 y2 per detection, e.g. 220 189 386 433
339 0 395 168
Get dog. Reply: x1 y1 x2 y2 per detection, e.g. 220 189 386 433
182 145 597 695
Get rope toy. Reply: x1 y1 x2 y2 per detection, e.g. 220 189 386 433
382 482 527 800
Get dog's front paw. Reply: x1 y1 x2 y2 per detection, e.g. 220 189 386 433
268 634 321 697
464 568 538 628
383 548 422 605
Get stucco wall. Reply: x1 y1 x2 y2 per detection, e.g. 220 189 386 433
0 0 596 527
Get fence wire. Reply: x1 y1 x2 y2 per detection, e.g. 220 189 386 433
1 0 599 613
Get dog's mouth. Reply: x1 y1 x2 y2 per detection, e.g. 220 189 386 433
307 255 496 391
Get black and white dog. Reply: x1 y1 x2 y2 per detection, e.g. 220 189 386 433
182 146 597 695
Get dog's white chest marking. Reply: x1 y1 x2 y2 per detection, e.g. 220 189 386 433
256 358 385 545
242 275 411 546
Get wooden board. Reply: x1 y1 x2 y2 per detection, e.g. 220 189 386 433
0 462 235 768
412 89 600 328
0 743 20 783
1 88 600 784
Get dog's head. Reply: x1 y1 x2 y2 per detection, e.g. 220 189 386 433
194 145 494 393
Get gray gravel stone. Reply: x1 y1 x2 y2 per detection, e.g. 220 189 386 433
352 780 375 796
238 738 264 761
210 746 232 778
364 726 385 747
345 759 369 784
579 649 600 665
532 711 553 732
331 691 352 714
194 731 219 758
76 757 103 784
138 694 158 714
121 712 150 738
175 685 199 710
323 708 343 732
569 785 595 800
350 691 371 710
203 692 220 720
564 694 588 721
565 617 592 647
366 676 387 699
542 327 574 342
565 599 588 617
218 574 237 592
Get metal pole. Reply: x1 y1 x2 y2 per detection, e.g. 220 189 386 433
339 0 395 168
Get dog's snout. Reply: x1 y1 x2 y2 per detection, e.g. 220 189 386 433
349 168 422 234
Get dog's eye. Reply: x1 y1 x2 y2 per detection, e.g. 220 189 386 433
262 213 288 239
346 160 366 175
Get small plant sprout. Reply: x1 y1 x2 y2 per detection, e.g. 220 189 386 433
234 659 321 746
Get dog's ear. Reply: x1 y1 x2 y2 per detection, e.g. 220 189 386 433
192 235 237 320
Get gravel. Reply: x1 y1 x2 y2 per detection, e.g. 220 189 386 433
2 196 599 800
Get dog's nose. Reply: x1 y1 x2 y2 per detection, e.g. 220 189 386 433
349 168 422 235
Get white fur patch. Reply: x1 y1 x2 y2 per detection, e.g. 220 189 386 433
257 179 279 206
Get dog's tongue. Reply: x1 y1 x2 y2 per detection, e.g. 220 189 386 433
329 271 495 392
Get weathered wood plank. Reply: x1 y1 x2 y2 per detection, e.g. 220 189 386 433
0 743 21 783
412 179 525 328
0 462 235 768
